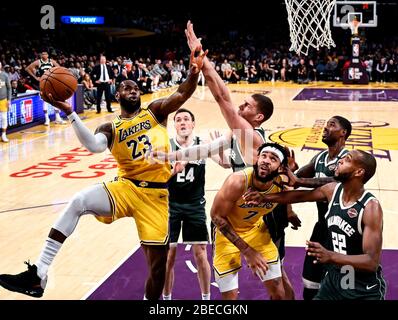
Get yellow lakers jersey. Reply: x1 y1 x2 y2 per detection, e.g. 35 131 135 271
110 107 171 183
228 167 283 232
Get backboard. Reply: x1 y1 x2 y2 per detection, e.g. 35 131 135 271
333 1 377 28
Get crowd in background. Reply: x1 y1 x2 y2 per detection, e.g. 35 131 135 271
1 8 398 108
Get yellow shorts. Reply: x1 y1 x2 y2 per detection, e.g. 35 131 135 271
0 99 8 112
98 177 169 245
213 221 279 277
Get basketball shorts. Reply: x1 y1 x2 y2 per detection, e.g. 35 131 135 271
169 198 209 245
97 177 169 245
0 99 8 112
314 266 386 300
213 221 279 278
302 221 328 288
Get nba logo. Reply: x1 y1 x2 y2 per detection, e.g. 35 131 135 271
353 44 359 57
348 68 354 80
21 99 33 124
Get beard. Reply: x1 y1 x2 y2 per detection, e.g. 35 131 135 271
253 163 280 183
322 135 335 146
334 171 352 183
119 96 141 113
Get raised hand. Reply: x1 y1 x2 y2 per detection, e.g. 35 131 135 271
285 146 299 172
189 44 208 75
40 92 72 115
185 20 202 52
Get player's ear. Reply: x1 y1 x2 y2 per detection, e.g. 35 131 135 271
355 167 365 180
256 113 264 123
115 91 120 102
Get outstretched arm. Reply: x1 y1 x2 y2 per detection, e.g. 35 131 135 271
284 153 335 188
149 46 207 125
185 21 263 163
243 182 336 206
208 130 232 168
149 131 232 163
41 93 111 152
211 173 269 276
307 199 383 272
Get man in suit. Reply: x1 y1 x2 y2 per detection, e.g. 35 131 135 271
135 63 152 94
91 55 115 113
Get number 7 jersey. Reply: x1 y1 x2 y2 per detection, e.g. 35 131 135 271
109 107 171 183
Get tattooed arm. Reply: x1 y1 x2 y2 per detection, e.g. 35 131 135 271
210 172 269 275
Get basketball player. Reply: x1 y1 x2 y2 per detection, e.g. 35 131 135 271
291 116 352 300
243 150 386 300
174 20 301 298
185 21 271 165
211 142 289 300
25 50 65 126
0 45 207 300
0 62 11 142
163 108 214 301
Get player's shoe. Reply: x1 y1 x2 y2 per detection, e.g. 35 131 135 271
55 119 67 125
0 261 47 298
1 134 9 143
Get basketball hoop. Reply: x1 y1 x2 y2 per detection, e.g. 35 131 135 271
349 18 361 35
285 0 336 56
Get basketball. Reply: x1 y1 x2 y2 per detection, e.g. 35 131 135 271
40 67 78 101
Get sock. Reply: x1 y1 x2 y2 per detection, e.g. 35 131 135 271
45 113 50 122
35 238 62 279
55 112 62 122
202 293 211 300
163 294 172 300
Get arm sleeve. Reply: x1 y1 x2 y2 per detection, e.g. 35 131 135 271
67 112 108 153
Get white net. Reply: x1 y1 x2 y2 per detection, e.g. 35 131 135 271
285 0 336 56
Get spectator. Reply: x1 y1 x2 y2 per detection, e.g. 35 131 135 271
82 73 96 109
376 57 388 83
297 58 308 84
386 59 397 82
11 80 18 97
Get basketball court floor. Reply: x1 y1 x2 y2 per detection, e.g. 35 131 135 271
0 81 397 300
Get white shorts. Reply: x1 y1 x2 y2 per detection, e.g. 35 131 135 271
215 259 282 293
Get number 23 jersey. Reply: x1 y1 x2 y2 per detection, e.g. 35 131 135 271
109 107 171 183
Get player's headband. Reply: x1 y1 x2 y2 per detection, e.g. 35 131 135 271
259 146 285 163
